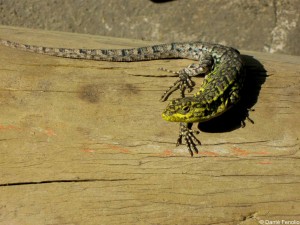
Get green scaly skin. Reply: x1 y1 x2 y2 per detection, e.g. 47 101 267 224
161 46 245 156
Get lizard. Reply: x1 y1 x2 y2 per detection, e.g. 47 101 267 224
0 39 245 156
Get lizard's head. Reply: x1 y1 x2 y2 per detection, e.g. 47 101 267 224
162 97 208 123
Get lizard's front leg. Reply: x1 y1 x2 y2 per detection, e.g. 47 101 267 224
177 122 201 157
160 53 214 101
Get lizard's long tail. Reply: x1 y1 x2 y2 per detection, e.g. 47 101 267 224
0 39 193 62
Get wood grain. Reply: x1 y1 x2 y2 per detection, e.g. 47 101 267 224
0 26 299 225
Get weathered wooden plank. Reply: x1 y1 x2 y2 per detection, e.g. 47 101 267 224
0 26 299 225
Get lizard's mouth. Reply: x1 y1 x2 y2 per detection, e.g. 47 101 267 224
161 110 198 123
161 112 176 122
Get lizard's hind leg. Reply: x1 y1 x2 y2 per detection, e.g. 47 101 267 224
159 68 195 101
160 53 214 101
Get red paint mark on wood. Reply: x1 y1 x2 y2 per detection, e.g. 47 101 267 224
106 144 130 153
201 151 220 156
44 128 56 136
232 147 250 156
162 149 173 156
231 147 271 156
150 149 174 157
0 124 20 130
82 148 95 153
255 151 270 155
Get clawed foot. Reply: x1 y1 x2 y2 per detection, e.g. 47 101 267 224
160 68 195 102
177 123 201 157
159 63 210 102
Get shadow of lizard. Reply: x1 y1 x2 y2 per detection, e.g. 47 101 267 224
198 54 267 132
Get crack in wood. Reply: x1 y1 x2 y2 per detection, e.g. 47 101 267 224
0 178 136 187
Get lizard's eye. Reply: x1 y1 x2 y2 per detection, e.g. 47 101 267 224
182 106 190 113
